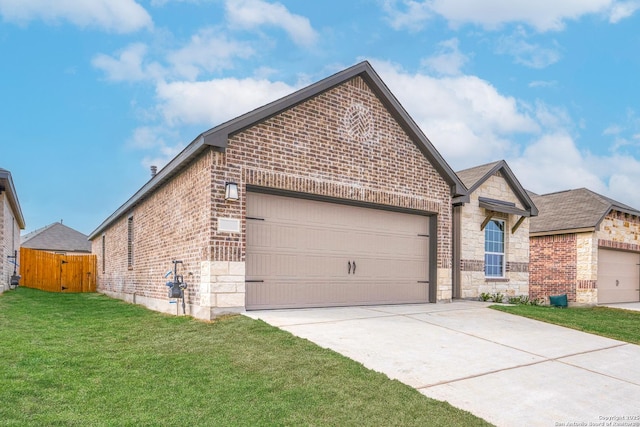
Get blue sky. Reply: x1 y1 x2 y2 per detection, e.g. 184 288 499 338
2 0 640 235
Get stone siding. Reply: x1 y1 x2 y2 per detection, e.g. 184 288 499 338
576 233 598 304
93 75 455 318
597 211 640 246
459 172 530 299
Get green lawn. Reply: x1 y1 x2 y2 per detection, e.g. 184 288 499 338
491 304 640 345
0 288 489 427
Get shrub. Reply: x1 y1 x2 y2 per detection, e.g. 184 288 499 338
491 292 504 303
479 292 492 302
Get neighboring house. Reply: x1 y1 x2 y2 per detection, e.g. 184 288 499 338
454 161 538 300
21 221 91 254
89 61 468 320
0 168 25 292
529 188 640 305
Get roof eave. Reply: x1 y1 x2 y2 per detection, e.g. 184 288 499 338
464 160 537 216
88 136 210 240
0 169 26 229
478 199 531 217
530 227 596 237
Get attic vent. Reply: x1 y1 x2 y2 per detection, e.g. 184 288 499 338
343 103 373 143
150 165 158 178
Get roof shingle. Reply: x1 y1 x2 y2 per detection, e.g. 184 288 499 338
21 222 91 253
530 188 640 234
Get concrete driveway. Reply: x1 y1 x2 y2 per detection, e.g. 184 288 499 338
246 301 640 427
602 302 640 312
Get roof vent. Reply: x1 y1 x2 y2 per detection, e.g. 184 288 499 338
150 165 157 178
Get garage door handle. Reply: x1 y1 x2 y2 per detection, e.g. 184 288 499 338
352 261 356 275
348 261 351 274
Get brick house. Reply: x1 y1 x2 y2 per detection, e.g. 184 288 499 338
0 168 25 292
88 61 468 320
454 161 538 300
529 188 640 305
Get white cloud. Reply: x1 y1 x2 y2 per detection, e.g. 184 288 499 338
167 29 255 80
382 0 432 31
532 101 573 131
421 38 469 76
529 80 558 88
93 30 255 82
383 0 625 32
433 0 612 31
128 125 186 170
371 60 539 167
509 133 605 195
155 77 297 126
0 0 152 33
129 125 168 149
225 0 318 47
496 30 561 68
92 43 165 82
609 0 640 22
150 0 200 5
604 154 640 208
507 132 640 210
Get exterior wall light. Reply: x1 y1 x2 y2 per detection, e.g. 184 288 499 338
225 182 239 201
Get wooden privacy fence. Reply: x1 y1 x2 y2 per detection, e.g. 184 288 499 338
20 248 97 293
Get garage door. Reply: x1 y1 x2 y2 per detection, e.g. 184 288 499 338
597 249 640 304
246 192 431 310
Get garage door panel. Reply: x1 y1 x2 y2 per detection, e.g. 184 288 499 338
597 249 640 304
246 192 430 309
246 280 428 310
250 220 426 256
248 253 349 279
248 255 428 282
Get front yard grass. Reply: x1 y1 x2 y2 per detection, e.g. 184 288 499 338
491 304 640 345
0 288 489 426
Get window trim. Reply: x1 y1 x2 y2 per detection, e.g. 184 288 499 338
127 216 134 269
101 234 106 274
484 218 505 278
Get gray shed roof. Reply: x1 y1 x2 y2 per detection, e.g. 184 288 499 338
529 188 640 235
89 60 467 240
0 168 26 229
22 222 91 253
456 160 538 216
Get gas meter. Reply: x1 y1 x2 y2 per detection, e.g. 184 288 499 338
165 260 188 314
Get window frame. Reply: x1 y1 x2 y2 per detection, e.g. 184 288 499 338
484 218 505 278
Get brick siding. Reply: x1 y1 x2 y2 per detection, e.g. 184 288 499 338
93 151 214 306
529 234 577 301
225 76 452 267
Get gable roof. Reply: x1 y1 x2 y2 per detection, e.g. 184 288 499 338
529 188 640 235
22 222 91 253
456 160 538 216
0 168 25 229
89 61 467 239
